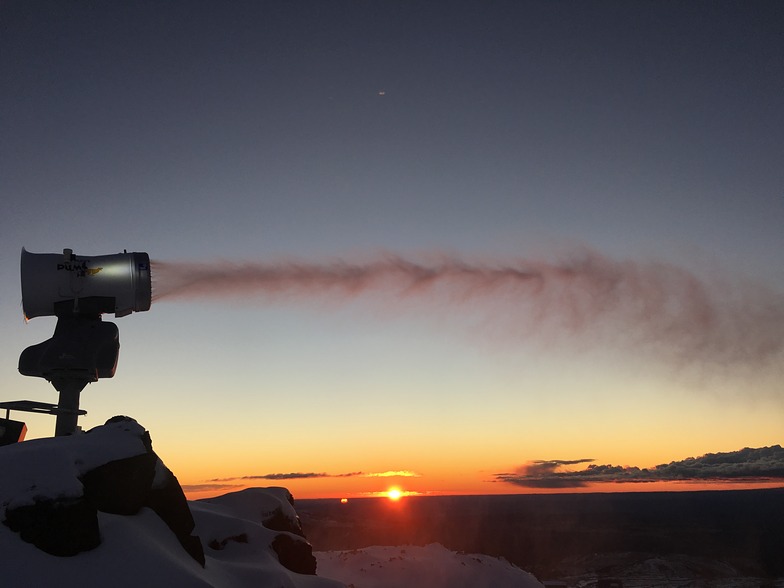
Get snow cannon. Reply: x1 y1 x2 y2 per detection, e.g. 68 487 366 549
21 248 151 319
6 248 153 438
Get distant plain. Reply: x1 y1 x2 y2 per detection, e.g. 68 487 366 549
299 488 784 584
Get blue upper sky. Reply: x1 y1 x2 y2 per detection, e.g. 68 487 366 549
3 1 782 265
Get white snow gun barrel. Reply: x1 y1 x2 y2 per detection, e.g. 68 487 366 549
21 248 151 319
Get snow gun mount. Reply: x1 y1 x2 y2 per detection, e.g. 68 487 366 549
0 249 151 443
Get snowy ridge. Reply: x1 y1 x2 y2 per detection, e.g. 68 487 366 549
0 499 344 588
315 544 544 588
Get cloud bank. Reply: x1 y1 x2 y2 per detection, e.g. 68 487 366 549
210 470 420 482
496 446 784 488
180 483 243 493
363 470 421 478
152 249 784 370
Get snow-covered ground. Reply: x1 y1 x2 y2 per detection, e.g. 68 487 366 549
0 498 544 588
0 504 343 588
0 421 340 588
316 544 544 588
0 421 544 587
0 494 543 588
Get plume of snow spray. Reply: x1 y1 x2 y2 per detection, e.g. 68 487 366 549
151 250 784 369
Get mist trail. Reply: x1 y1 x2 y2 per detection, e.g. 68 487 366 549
151 250 784 369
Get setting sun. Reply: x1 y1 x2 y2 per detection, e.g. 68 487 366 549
386 487 403 501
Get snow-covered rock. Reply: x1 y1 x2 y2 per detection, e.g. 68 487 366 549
0 416 202 562
0 418 345 588
0 418 548 587
194 487 319 575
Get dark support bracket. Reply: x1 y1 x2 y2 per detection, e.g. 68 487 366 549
51 378 90 437
18 314 119 436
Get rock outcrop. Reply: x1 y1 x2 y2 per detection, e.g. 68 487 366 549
1 416 203 565
199 486 318 574
0 417 332 586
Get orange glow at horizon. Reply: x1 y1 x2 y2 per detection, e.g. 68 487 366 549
181 478 784 502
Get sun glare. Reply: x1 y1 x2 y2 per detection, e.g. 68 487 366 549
387 487 403 501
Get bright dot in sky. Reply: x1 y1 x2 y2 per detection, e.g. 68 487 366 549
387 487 402 501
378 90 386 96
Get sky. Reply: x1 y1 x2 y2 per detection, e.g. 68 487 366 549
1 1 783 500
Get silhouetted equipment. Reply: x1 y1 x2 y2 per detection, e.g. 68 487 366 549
8 248 151 438
19 315 120 380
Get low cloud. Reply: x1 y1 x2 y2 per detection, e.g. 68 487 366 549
498 458 597 488
363 470 421 478
209 471 363 482
209 470 420 482
181 483 243 493
496 446 784 488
